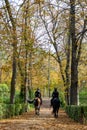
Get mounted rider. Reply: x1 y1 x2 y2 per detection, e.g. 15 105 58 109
51 88 59 106
34 88 42 105
52 88 59 99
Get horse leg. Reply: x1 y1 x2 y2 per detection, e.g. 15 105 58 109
56 110 58 118
53 108 56 118
37 106 40 115
56 108 59 118
37 110 39 115
35 107 37 115
35 106 40 115
53 108 58 118
35 107 38 115
54 113 56 118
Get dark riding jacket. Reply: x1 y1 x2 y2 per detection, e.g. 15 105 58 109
35 91 41 98
52 91 59 99
51 90 59 106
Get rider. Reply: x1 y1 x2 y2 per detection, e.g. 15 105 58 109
35 88 42 105
51 88 59 106
52 88 59 99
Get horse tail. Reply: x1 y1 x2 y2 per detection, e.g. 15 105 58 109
27 99 34 104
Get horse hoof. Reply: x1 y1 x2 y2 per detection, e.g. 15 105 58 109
54 114 58 118
55 115 58 118
35 112 39 116
56 115 58 118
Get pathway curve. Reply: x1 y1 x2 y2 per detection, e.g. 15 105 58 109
0 98 87 130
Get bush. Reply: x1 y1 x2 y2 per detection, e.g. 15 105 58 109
82 106 87 120
79 87 87 105
0 104 3 119
15 104 22 115
66 105 84 123
0 84 10 103
0 102 31 120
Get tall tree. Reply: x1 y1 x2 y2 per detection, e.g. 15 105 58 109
17 0 36 102
70 0 87 105
4 0 18 104
34 0 87 105
69 0 77 105
35 0 70 103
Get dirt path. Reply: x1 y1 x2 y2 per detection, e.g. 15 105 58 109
0 98 87 130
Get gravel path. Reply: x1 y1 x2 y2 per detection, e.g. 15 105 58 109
0 98 87 130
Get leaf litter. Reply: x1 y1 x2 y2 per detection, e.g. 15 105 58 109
0 98 87 130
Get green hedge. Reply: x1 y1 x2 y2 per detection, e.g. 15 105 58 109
0 103 31 119
66 105 87 124
82 106 87 120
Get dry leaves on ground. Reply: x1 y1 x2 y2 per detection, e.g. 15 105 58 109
0 98 87 130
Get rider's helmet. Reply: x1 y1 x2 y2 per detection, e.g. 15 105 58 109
54 87 57 91
37 88 40 92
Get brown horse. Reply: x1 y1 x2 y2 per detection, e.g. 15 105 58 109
27 97 41 115
34 97 41 115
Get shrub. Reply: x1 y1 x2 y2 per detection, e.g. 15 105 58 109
66 105 84 123
0 84 10 103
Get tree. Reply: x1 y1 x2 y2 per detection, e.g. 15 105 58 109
16 1 34 102
4 0 18 104
70 0 87 105
34 0 71 104
34 0 87 105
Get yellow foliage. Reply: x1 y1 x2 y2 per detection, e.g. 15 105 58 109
35 0 44 4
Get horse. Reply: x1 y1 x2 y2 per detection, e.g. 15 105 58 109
51 97 60 118
27 97 41 115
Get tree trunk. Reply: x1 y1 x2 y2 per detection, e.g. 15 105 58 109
65 24 71 105
10 48 17 104
70 62 78 105
28 52 33 99
70 0 78 105
0 68 2 83
5 0 17 104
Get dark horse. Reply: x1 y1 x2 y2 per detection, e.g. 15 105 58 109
27 97 41 115
51 97 60 118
